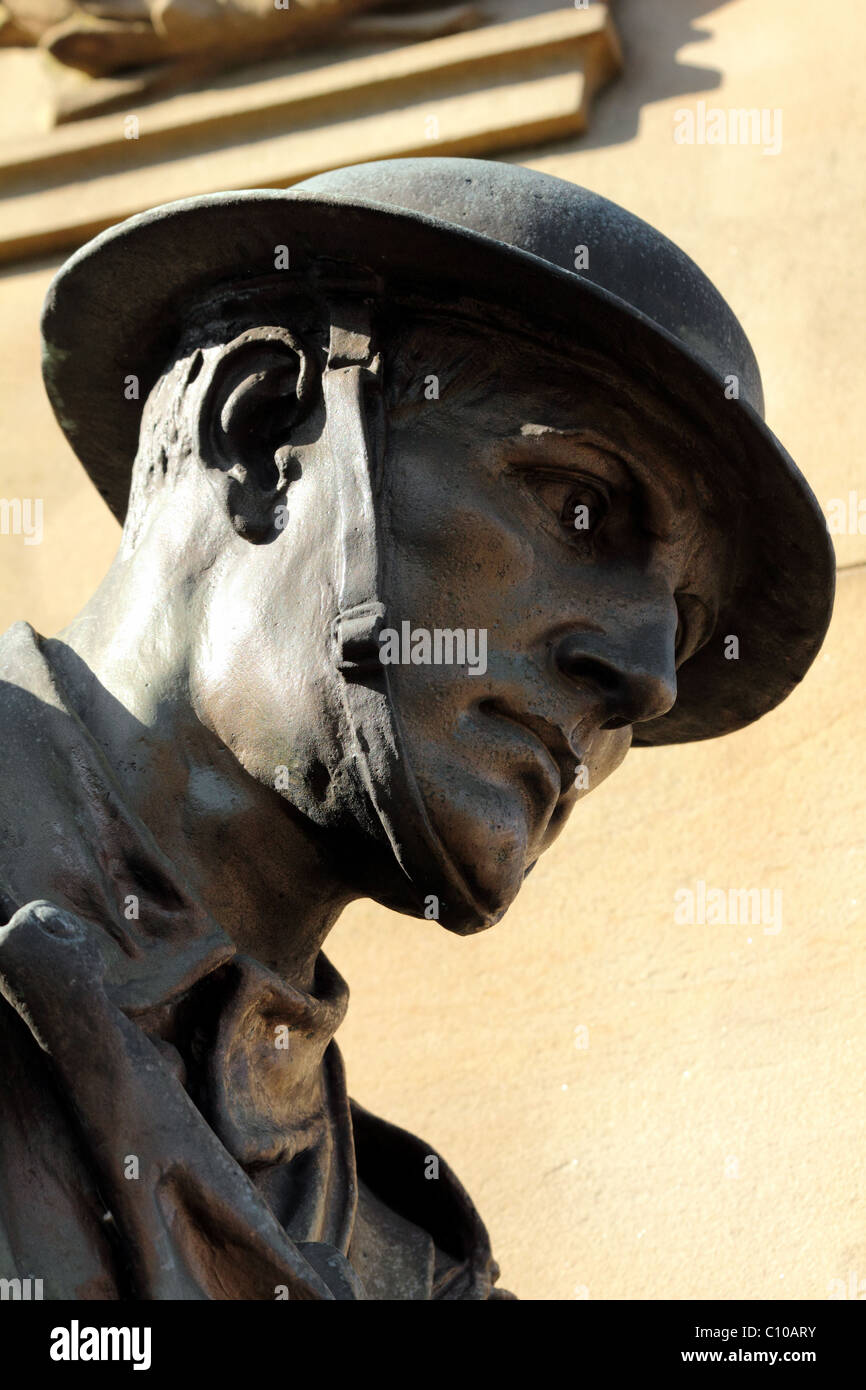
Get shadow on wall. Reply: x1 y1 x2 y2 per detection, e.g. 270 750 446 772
514 0 724 159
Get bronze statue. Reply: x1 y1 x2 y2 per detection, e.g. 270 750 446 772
0 0 484 117
0 157 834 1299
2 0 410 73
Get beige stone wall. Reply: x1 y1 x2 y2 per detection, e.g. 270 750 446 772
1 0 863 1298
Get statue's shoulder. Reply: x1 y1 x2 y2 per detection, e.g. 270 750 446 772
0 622 72 906
348 1097 510 1300
0 620 48 691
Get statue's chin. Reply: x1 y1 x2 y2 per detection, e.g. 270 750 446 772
360 820 525 935
416 822 530 936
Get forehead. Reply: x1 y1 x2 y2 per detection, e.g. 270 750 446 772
392 309 725 513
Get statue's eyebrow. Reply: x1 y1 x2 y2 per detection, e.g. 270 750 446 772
515 424 683 530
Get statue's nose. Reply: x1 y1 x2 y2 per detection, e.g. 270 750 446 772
554 626 678 730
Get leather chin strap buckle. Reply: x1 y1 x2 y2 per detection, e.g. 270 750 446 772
332 601 386 679
321 291 492 929
323 303 386 678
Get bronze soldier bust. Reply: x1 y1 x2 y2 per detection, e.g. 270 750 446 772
0 158 833 1300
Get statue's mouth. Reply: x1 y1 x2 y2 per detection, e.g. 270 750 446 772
477 698 578 803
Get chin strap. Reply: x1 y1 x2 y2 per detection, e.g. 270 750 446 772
322 290 493 930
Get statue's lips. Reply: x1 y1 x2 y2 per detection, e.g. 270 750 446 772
478 699 576 804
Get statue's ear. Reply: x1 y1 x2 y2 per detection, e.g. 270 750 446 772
197 326 318 541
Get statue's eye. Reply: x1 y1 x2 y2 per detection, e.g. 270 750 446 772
564 481 609 537
528 473 610 541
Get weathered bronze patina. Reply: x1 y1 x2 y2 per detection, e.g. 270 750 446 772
0 158 834 1299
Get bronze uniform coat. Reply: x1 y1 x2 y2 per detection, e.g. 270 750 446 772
0 621 511 1300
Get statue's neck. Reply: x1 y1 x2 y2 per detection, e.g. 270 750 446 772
50 592 353 993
